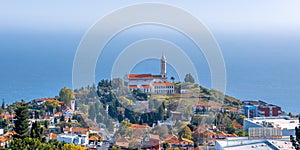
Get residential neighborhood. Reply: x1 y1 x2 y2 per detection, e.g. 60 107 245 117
0 54 299 150
0 81 299 150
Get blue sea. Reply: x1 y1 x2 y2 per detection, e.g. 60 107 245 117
0 25 299 114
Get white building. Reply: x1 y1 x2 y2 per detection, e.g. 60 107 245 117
126 54 174 94
57 134 88 146
216 137 293 150
70 99 75 111
244 116 298 136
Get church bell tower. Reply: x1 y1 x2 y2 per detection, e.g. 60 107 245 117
160 53 167 78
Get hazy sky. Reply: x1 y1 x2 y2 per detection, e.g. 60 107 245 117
1 1 300 34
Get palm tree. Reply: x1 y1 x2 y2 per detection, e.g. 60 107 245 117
170 76 175 83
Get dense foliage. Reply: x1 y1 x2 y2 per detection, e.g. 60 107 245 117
10 138 85 150
97 79 166 126
290 126 300 150
13 100 30 139
59 87 74 106
184 73 195 83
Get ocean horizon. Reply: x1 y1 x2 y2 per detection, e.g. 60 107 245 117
0 28 299 114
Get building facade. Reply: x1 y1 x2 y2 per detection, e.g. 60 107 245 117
243 116 298 136
242 100 281 118
126 54 174 94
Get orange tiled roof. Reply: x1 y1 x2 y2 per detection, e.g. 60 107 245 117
210 105 222 109
153 75 163 78
194 123 211 133
55 112 63 115
129 85 138 89
226 133 238 137
0 136 7 143
195 104 206 108
47 133 57 139
181 138 194 144
34 98 58 103
115 136 129 148
89 127 101 131
74 127 88 134
194 147 202 150
164 135 180 144
216 131 227 137
232 120 243 129
63 127 89 134
203 131 216 137
89 136 98 141
227 107 238 112
153 82 173 86
132 128 144 136
130 124 151 129
127 74 153 79
150 134 159 140
4 131 15 137
165 138 180 144
142 85 151 89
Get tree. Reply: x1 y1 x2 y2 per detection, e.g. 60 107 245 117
88 104 96 121
79 104 89 115
184 73 195 83
59 87 74 106
191 115 203 126
154 125 169 139
129 140 142 149
291 131 300 150
60 114 65 122
296 126 300 141
162 142 171 150
222 116 232 131
236 115 246 125
54 118 58 124
170 77 175 83
10 137 84 150
0 116 9 133
236 130 247 136
33 110 39 119
192 131 204 145
45 100 60 115
111 78 125 95
178 125 193 140
226 125 236 134
0 99 4 114
13 100 30 139
216 112 223 125
0 108 3 115
1 99 5 110
62 143 85 150
44 120 50 129
7 105 14 115
96 114 103 124
157 103 165 120
30 121 44 140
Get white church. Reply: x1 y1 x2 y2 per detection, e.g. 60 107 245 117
126 54 175 94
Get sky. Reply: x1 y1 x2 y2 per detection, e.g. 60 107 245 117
2 1 300 66
1 1 300 34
